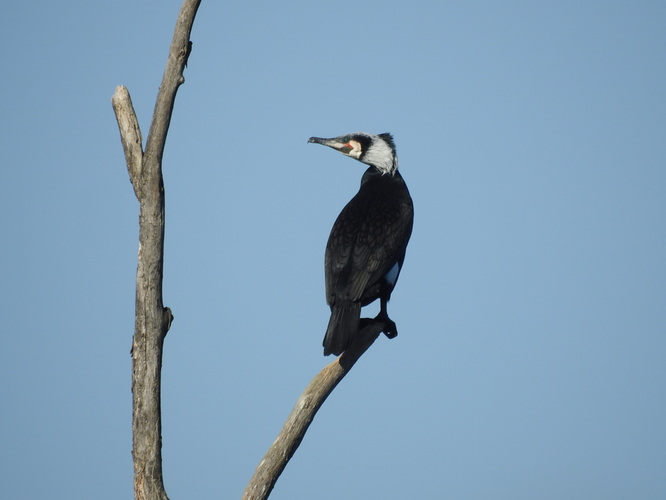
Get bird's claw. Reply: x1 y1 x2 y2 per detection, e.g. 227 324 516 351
371 312 398 339
383 319 398 339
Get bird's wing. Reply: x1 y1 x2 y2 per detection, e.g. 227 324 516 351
348 195 413 300
325 202 358 304
326 191 413 305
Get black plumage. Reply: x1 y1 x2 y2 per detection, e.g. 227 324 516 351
308 132 414 356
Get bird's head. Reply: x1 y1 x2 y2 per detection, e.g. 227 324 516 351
308 132 398 175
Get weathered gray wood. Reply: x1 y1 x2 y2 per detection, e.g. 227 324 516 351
112 1 201 499
111 86 142 198
242 320 385 500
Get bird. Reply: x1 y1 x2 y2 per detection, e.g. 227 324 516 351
308 132 414 356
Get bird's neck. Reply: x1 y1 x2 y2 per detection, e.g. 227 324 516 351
360 166 403 186
363 150 398 175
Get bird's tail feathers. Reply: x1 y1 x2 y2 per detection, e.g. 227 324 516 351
323 303 361 356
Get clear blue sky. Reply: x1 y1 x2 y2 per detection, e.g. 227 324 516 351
1 1 665 499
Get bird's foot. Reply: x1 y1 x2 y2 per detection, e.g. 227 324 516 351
373 312 398 339
383 319 398 339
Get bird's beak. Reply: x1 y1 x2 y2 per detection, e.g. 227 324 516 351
308 136 352 154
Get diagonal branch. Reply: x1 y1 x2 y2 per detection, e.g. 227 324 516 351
112 1 201 499
242 319 385 500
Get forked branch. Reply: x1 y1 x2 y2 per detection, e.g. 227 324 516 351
111 1 201 499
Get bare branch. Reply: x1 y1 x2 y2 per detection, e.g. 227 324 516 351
112 1 201 499
242 319 385 500
111 85 143 198
144 0 201 171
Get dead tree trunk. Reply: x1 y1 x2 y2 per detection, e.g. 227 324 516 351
111 1 201 498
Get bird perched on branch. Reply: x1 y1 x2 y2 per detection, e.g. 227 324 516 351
308 132 414 356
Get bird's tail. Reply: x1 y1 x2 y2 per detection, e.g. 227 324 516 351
323 302 361 356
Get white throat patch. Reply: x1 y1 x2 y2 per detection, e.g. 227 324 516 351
362 138 398 175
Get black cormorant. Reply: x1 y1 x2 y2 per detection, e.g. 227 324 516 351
308 132 414 356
